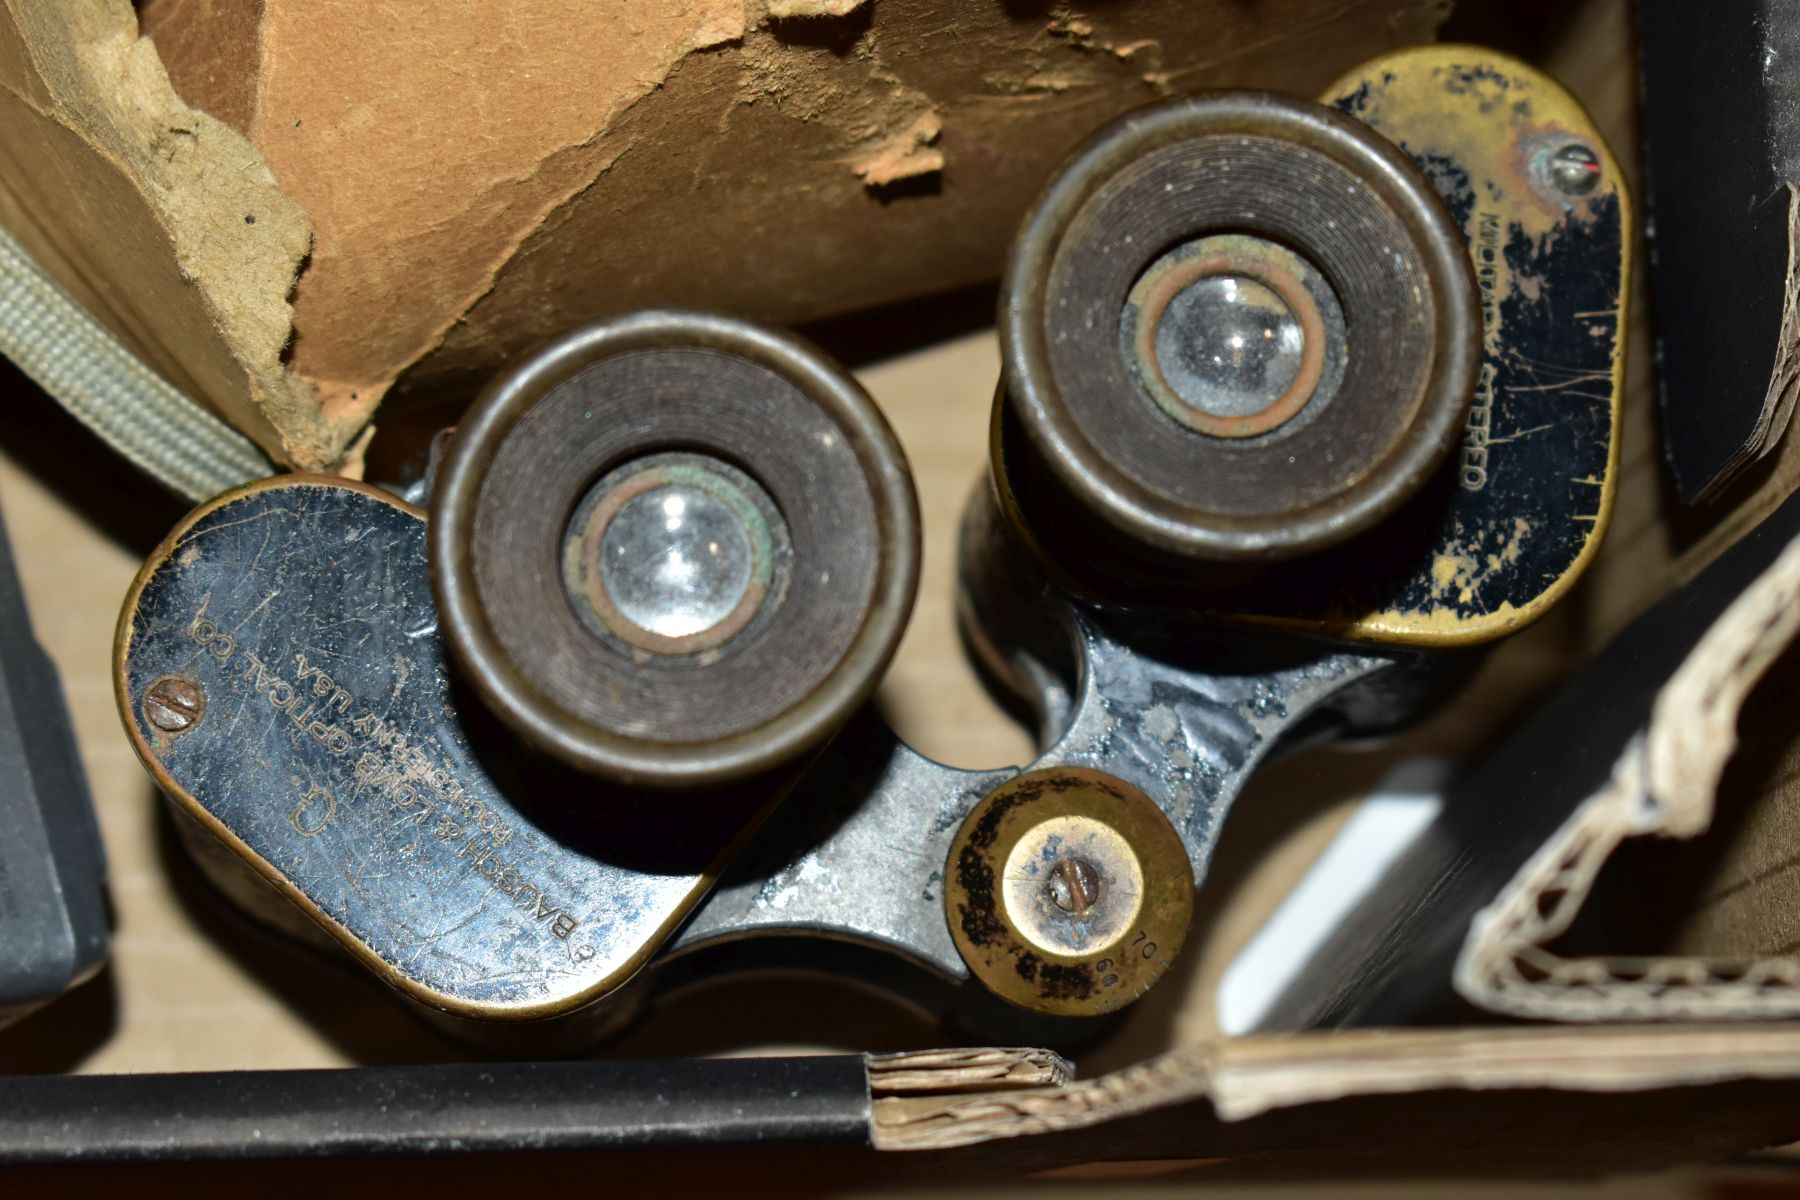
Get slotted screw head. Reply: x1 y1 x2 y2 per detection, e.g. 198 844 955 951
144 676 203 733
1548 142 1601 195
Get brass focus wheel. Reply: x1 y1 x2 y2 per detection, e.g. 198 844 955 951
946 767 1194 1017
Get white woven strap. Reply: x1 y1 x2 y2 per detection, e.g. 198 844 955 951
0 222 270 502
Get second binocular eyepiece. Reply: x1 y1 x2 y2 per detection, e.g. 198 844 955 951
995 90 1481 586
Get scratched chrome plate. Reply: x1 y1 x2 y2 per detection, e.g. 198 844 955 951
116 478 759 1020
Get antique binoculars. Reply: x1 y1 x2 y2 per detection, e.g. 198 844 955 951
116 48 1625 1047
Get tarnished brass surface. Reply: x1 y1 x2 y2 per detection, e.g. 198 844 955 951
945 767 1194 1018
114 476 771 1023
1262 45 1629 645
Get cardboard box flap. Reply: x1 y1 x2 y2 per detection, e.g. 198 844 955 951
867 1047 1072 1095
133 0 1450 437
1250 488 1800 1032
872 1027 1800 1162
0 0 349 468
1457 521 1800 1019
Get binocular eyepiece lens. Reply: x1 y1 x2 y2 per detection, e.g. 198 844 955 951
1127 233 1347 441
566 453 788 658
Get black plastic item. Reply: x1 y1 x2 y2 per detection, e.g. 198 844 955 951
1640 0 1800 502
0 1055 872 1164
0 499 108 1029
1258 486 1800 1030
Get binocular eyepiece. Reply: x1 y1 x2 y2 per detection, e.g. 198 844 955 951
996 90 1481 587
431 312 920 790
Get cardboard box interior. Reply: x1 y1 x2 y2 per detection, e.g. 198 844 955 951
3 0 1800 1178
5 0 1454 470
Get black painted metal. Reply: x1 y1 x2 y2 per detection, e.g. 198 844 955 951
0 1055 872 1163
120 474 1420 1042
1318 59 1623 632
118 480 758 1023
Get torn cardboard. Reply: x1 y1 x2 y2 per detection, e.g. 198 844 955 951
135 0 1450 455
1251 485 1800 1032
0 0 342 468
872 1027 1800 1166
1457 520 1800 1020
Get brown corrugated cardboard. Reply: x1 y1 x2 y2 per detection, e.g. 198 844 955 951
134 0 1450 455
0 0 330 466
873 1027 1800 1158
